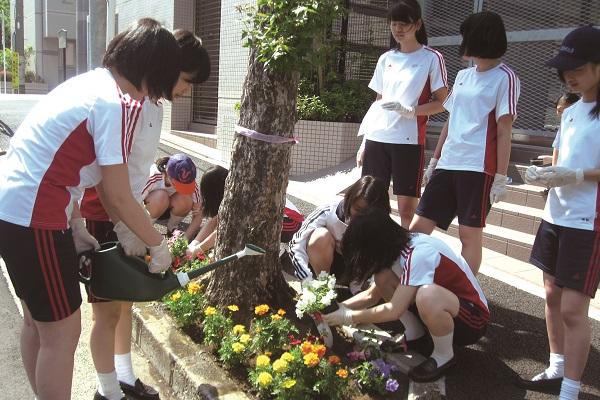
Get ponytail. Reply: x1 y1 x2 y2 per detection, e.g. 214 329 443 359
591 84 600 120
155 156 170 173
416 21 428 45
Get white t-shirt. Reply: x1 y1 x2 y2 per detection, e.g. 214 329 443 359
437 63 520 174
543 100 600 231
0 68 143 229
391 233 489 322
365 46 448 145
142 164 201 204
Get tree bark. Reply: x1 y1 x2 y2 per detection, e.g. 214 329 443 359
205 49 299 321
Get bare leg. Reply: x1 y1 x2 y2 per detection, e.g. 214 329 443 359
409 215 436 234
415 284 459 336
115 302 133 356
143 189 170 220
458 225 483 274
306 228 335 275
544 273 564 355
396 195 418 229
20 302 40 394
90 302 121 373
34 308 81 400
561 288 591 381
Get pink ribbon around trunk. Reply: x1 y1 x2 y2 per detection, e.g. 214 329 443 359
235 125 299 144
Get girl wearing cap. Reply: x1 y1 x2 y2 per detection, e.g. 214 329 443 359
0 18 179 400
520 26 600 400
410 11 520 274
357 0 448 229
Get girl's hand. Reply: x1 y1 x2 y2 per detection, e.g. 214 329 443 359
356 147 364 167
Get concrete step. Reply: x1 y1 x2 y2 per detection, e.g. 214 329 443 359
169 129 217 149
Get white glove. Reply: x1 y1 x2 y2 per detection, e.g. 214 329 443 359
148 238 172 273
490 173 508 204
422 158 438 187
113 221 147 257
70 217 101 254
537 166 584 188
524 165 543 185
322 303 354 326
381 101 415 118
186 239 205 259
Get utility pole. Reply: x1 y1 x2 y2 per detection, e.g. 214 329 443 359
88 0 106 69
75 0 89 74
1 10 6 94
58 29 67 82
14 0 24 93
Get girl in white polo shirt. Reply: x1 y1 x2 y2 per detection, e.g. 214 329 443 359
411 11 520 274
520 26 600 400
357 0 448 228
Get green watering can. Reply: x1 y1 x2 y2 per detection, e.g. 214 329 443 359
79 242 266 302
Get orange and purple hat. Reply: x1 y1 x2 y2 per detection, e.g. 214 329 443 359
166 154 197 195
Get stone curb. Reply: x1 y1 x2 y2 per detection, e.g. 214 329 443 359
131 303 252 400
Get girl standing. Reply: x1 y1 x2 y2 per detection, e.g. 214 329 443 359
520 26 600 400
410 11 520 274
357 0 448 228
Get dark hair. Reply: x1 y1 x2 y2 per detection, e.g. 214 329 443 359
343 176 391 221
555 92 580 107
173 29 211 84
155 156 170 173
342 209 411 283
557 64 600 119
389 0 428 46
200 166 229 217
103 18 181 101
459 11 507 59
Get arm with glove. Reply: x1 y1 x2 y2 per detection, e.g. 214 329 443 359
489 115 514 204
524 165 598 188
421 121 449 187
69 202 100 254
380 87 447 119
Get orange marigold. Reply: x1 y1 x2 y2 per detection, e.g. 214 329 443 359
254 304 270 316
328 355 341 365
303 352 319 367
313 344 326 358
336 369 349 379
277 308 286 316
300 341 313 355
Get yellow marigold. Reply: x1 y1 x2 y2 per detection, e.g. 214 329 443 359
280 352 294 362
272 359 288 373
256 354 271 367
170 292 182 302
232 324 246 335
227 304 239 312
281 379 296 389
187 282 202 295
303 352 319 367
300 341 313 355
257 372 273 387
231 342 245 353
254 304 270 316
239 334 251 344
328 355 341 365
336 368 349 379
265 351 272 357
277 308 286 316
204 306 217 316
271 314 282 321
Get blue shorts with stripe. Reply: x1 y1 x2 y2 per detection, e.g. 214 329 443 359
0 219 82 322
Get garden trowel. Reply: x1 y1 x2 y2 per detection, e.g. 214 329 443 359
79 242 265 302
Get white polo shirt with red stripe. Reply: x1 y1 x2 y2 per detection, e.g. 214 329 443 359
437 63 520 175
391 233 489 328
142 164 201 204
544 100 600 231
0 68 143 230
366 46 448 145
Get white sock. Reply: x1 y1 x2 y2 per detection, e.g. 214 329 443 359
533 353 564 380
97 370 125 400
115 352 137 386
167 214 185 232
430 332 454 367
559 377 580 400
399 311 425 341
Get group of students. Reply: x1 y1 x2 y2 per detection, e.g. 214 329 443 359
287 1 600 398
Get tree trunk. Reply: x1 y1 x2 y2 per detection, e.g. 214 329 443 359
205 49 299 321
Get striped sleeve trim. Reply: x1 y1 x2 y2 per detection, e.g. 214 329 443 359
500 65 518 116
424 46 448 87
142 174 163 196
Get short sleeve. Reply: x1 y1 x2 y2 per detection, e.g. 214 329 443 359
428 49 448 92
552 128 561 149
496 68 521 121
442 70 462 113
88 97 128 166
403 243 441 287
368 53 386 95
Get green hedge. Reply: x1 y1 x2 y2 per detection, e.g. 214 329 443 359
297 80 374 123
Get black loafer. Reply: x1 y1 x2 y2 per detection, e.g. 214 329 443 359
93 391 126 400
408 356 456 383
515 375 562 392
119 379 160 400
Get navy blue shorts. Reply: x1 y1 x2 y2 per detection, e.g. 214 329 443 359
0 220 82 322
416 169 493 230
530 220 600 298
362 140 424 198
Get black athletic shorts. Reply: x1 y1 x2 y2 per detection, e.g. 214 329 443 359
416 169 493 230
0 219 82 322
84 219 117 303
362 140 424 198
530 219 600 298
